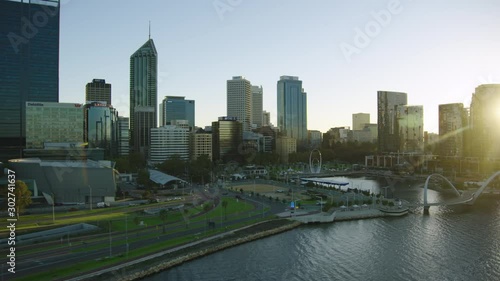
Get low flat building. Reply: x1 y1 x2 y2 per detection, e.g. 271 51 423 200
8 158 117 204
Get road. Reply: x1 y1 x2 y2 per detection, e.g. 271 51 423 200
0 186 288 280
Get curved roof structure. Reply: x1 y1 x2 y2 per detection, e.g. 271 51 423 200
148 169 187 185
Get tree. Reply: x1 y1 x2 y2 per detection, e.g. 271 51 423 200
183 208 190 228
159 209 168 233
221 200 228 220
14 180 32 218
137 169 150 187
203 203 212 232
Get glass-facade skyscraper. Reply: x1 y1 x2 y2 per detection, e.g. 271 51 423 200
0 0 60 161
277 76 308 145
130 38 158 156
160 96 195 131
377 91 407 153
84 102 119 158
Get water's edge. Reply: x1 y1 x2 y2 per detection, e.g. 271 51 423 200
87 219 302 281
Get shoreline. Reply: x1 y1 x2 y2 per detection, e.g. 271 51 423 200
72 219 302 281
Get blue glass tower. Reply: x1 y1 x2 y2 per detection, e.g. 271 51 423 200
0 0 60 161
160 96 195 131
277 76 308 145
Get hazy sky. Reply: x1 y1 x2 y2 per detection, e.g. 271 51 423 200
59 0 500 133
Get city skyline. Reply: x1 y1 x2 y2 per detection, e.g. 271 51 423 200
57 0 500 133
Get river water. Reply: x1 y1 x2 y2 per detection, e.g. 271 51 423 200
146 177 500 281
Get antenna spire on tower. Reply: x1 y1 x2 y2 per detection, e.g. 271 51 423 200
149 21 151 39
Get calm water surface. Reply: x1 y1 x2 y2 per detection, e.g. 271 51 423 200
147 177 500 281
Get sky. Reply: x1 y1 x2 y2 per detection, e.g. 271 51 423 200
59 0 500 134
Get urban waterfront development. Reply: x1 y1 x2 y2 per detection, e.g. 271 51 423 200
1 1 500 281
157 188 500 281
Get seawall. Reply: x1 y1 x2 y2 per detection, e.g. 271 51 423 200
77 219 302 281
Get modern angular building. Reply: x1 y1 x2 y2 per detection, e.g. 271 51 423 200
470 84 500 159
227 76 252 132
0 0 60 161
352 113 370 131
160 96 195 130
84 102 119 158
86 79 111 105
277 76 308 146
251 85 263 128
377 91 408 153
212 117 243 162
130 38 158 157
150 125 190 163
439 103 467 157
25 102 84 149
118 116 130 156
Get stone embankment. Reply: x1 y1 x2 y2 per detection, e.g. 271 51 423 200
89 219 302 281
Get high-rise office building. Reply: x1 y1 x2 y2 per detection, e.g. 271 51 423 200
160 96 195 130
308 130 322 148
0 0 60 160
377 91 407 153
470 84 500 159
262 111 271 127
397 105 424 152
133 106 155 157
84 102 119 158
277 76 308 145
130 38 158 156
251 85 263 128
86 79 111 105
212 117 243 162
150 125 190 163
191 132 212 161
439 103 467 157
352 113 370 131
25 102 83 149
227 76 252 132
118 116 130 156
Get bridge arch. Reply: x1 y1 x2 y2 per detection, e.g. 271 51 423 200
423 174 461 206
469 170 500 204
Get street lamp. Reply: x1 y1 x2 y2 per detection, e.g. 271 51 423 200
89 185 92 211
52 192 55 223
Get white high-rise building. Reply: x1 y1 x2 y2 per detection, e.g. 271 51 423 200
251 85 263 128
118 116 130 156
227 76 252 132
150 125 190 163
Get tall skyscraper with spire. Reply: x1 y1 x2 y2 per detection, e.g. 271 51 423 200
129 33 158 157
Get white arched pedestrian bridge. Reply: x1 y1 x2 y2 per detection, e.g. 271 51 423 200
417 171 500 209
